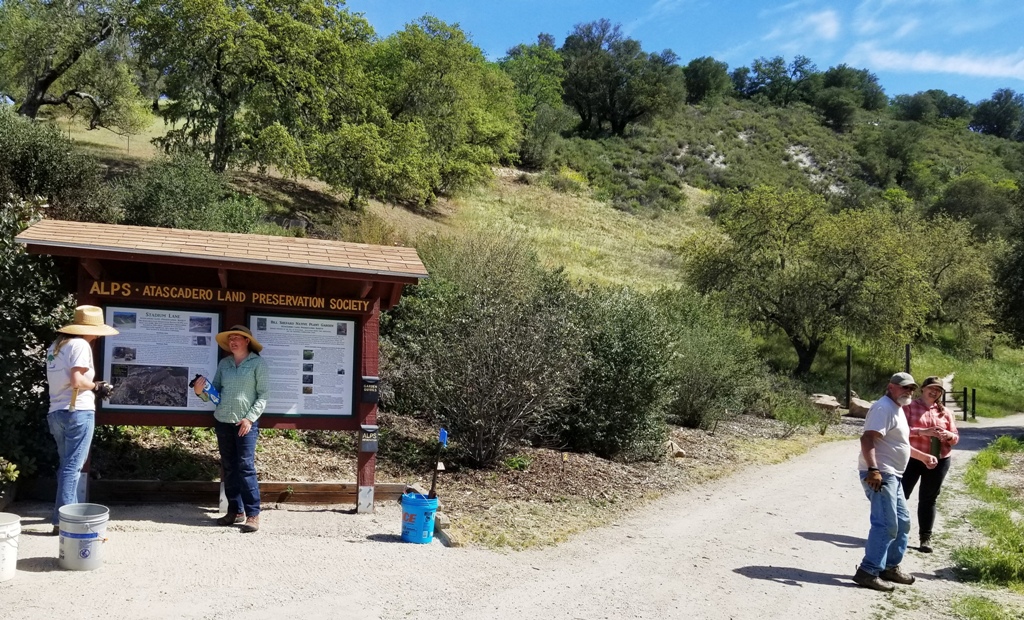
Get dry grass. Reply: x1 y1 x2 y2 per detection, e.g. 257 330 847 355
47 112 169 162
51 114 713 290
447 177 711 290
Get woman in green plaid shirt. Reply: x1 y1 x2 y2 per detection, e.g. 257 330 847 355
193 325 269 533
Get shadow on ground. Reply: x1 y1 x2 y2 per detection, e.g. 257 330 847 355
366 533 404 544
734 565 859 588
795 531 864 548
955 425 1024 452
17 556 60 573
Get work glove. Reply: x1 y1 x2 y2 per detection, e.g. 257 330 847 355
865 468 883 492
93 381 114 400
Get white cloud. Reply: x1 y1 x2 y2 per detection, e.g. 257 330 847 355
758 0 817 19
626 0 691 34
848 43 1024 81
764 9 840 43
806 10 840 40
853 0 1012 39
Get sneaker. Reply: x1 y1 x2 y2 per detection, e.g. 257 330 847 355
879 565 916 585
919 538 933 554
216 512 245 526
853 567 895 592
240 515 260 533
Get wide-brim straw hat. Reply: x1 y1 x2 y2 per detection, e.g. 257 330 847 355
58 305 119 337
216 325 263 353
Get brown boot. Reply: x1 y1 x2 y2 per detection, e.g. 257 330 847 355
879 565 916 585
240 515 260 533
853 567 895 592
216 512 245 526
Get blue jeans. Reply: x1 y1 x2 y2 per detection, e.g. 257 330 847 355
859 471 910 575
47 409 95 525
215 420 260 516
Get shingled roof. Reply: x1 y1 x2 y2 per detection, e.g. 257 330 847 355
16 219 428 281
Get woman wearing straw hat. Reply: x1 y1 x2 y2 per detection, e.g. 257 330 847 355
45 305 118 534
192 325 269 533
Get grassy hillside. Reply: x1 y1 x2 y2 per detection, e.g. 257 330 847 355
48 109 1024 416
51 114 713 291
552 99 1022 213
443 173 708 288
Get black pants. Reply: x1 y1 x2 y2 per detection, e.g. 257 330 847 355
901 456 951 540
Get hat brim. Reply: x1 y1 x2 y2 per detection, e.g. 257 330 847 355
215 329 263 353
58 324 119 337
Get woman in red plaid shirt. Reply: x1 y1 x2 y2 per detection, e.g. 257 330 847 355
902 376 959 553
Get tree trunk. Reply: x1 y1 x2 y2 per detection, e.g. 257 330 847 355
16 93 45 119
211 112 232 173
791 337 823 377
577 109 592 133
15 16 113 119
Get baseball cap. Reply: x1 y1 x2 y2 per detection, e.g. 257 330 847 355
889 372 917 388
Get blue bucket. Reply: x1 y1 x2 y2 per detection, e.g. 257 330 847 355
400 493 438 544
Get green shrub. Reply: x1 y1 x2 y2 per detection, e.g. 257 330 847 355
380 232 581 467
0 106 115 222
213 194 267 233
0 197 72 477
544 165 588 194
655 290 768 429
552 287 670 461
756 376 831 438
119 153 268 232
119 153 227 229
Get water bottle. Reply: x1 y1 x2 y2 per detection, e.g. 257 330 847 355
189 374 221 405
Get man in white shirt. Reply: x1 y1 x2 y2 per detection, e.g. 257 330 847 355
853 372 938 591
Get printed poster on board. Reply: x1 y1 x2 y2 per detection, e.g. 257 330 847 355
250 315 356 416
102 307 220 411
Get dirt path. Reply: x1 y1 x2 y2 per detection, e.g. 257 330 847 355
4 414 1024 619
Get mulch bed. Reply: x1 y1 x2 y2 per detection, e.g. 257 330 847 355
90 412 863 522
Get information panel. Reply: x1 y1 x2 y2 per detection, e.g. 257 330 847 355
102 307 220 411
250 315 356 416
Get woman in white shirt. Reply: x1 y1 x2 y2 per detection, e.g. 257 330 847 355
46 305 118 533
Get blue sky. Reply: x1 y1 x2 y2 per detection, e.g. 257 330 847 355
348 0 1024 104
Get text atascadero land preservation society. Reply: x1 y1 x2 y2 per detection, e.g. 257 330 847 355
88 280 372 312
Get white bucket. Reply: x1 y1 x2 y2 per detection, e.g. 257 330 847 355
58 503 109 571
0 512 20 581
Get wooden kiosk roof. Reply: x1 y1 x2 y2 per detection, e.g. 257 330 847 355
16 219 424 509
16 219 427 282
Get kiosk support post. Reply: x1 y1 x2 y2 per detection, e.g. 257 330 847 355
356 302 381 513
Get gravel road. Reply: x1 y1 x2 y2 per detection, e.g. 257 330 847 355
4 413 1023 620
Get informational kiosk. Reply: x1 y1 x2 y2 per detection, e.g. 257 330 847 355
17 219 427 512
